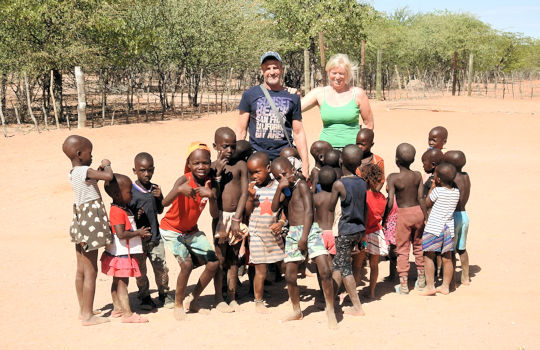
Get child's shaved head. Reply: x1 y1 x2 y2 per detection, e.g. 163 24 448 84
232 140 253 162
356 128 374 144
134 152 153 165
421 148 443 173
396 143 416 166
104 173 131 200
270 156 293 173
428 126 448 150
435 163 457 185
62 135 91 160
310 140 332 160
280 147 299 159
324 149 341 168
318 166 336 192
214 126 236 142
248 151 270 167
341 144 363 173
443 150 466 171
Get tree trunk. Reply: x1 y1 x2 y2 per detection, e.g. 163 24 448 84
52 69 63 120
303 49 310 93
23 73 40 133
74 66 87 129
50 71 60 129
376 49 383 101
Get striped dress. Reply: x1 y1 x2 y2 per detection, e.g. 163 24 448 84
424 187 460 237
248 180 285 264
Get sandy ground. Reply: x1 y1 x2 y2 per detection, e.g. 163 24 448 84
0 95 539 349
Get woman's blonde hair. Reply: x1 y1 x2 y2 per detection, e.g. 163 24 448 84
325 54 357 84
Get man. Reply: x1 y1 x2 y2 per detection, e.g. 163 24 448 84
236 51 309 177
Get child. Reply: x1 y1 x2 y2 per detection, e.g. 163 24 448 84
280 146 303 174
354 163 388 299
421 163 460 295
428 126 448 151
159 142 220 320
63 135 113 326
313 166 337 257
355 128 384 181
245 152 285 314
102 174 151 323
129 152 173 310
385 143 427 294
324 149 343 179
309 140 332 192
212 127 249 312
233 140 254 163
421 148 444 198
328 145 367 316
443 150 471 285
270 157 337 329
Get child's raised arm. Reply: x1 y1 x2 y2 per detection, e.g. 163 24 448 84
271 177 289 212
162 176 190 207
328 180 345 212
86 159 113 182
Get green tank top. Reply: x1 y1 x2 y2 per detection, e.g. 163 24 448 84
319 87 360 148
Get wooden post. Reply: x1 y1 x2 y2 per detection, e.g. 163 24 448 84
318 32 327 83
101 69 107 121
145 85 150 122
467 53 474 96
511 72 515 99
74 66 87 128
375 49 383 101
180 68 185 117
0 98 7 137
110 105 115 126
226 68 233 112
304 49 311 92
530 73 534 100
13 103 21 130
206 76 210 117
360 40 365 89
23 73 40 133
394 65 402 96
452 51 458 96
214 75 218 114
502 73 506 99
50 71 60 129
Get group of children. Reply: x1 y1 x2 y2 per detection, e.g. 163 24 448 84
64 125 471 329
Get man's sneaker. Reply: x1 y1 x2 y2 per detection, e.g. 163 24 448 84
159 292 175 309
139 296 157 311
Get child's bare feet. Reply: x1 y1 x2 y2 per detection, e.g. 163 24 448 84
216 301 234 313
436 286 450 295
343 306 365 316
281 310 303 322
229 300 242 312
184 295 200 313
173 306 186 321
81 315 110 326
461 276 470 285
326 309 338 329
110 309 123 318
78 309 103 320
420 288 437 296
254 300 269 314
121 313 149 323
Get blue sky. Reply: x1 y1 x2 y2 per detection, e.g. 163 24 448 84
370 0 540 38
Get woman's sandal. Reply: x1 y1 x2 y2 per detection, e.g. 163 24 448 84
121 312 149 323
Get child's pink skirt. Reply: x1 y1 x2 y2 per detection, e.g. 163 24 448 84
383 198 398 246
100 252 141 278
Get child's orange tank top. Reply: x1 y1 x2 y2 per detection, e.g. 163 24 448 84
160 172 209 234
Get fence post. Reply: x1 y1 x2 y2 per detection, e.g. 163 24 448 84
452 51 458 96
23 72 40 133
50 70 60 129
376 49 383 101
74 66 87 128
467 53 474 96
304 49 311 93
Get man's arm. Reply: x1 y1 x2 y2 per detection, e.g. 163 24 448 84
355 88 374 130
292 119 309 178
236 111 250 141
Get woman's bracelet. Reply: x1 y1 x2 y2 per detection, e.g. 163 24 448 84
231 216 241 222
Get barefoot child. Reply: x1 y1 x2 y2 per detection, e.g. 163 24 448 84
313 166 338 257
443 150 471 285
328 144 367 316
354 163 388 298
160 142 220 320
356 128 384 181
309 140 333 192
280 146 303 175
102 174 151 323
421 148 444 198
271 157 337 328
129 152 173 309
245 152 285 314
63 135 113 326
421 163 460 295
428 126 448 151
385 143 427 294
212 127 249 312
324 149 343 179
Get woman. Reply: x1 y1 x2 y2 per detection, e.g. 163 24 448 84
302 54 374 149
